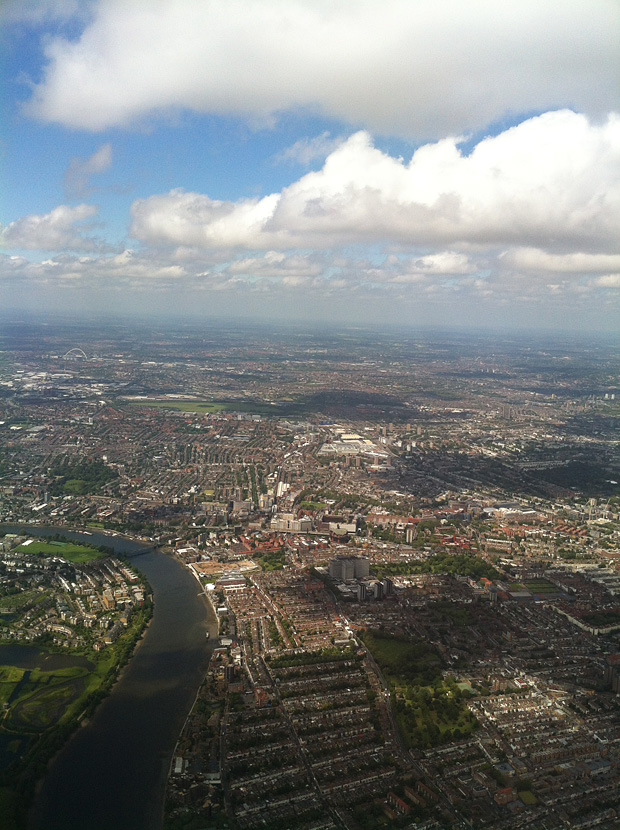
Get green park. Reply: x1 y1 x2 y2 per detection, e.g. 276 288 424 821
127 398 278 415
14 539 105 564
361 630 477 750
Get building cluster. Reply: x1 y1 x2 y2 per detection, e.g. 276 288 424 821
1 322 620 828
0 533 146 649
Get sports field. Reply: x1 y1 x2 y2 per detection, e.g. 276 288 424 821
127 398 277 414
15 540 105 564
524 579 560 595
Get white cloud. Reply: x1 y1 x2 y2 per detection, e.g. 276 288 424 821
407 253 477 275
130 111 620 253
22 0 619 136
0 249 186 286
226 251 323 279
595 274 620 288
0 204 101 251
130 190 282 249
1 245 617 333
500 248 620 273
64 143 112 199
276 133 346 166
386 272 430 285
366 252 480 285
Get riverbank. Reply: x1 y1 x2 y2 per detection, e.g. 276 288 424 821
16 528 215 830
187 563 222 637
0 606 152 830
0 525 153 830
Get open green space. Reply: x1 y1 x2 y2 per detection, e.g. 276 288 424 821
531 461 620 498
0 666 25 707
0 591 48 613
362 631 443 686
0 598 152 826
49 459 117 496
257 549 285 571
361 630 477 750
268 646 359 668
11 677 86 731
523 579 559 594
299 500 328 511
0 663 91 733
128 398 276 415
15 540 105 564
427 601 476 628
128 399 228 413
127 389 409 419
372 553 499 581
581 609 620 628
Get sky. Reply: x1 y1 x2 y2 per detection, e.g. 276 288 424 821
1 0 619 333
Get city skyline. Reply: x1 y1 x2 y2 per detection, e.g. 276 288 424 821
1 0 619 332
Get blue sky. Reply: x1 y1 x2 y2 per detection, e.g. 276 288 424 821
1 0 619 332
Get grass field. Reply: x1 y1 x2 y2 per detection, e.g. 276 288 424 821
128 399 228 413
0 666 26 706
0 591 48 612
15 540 104 564
0 663 89 731
15 683 80 729
524 579 559 594
581 610 620 628
0 665 25 683
361 630 476 749
362 631 442 680
127 398 277 415
0 600 152 825
300 501 328 511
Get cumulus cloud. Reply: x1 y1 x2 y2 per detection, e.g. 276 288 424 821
130 111 620 253
276 133 346 166
226 251 323 280
0 204 101 251
499 248 620 274
595 274 620 288
97 249 186 282
22 0 619 136
130 191 282 249
406 253 478 276
0 249 186 287
0 249 346 300
64 143 112 199
1 244 617 333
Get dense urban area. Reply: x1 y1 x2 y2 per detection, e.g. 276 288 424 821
1 319 620 830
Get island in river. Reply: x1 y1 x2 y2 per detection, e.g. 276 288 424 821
0 526 213 830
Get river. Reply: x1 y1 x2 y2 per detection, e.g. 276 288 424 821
1 525 216 830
